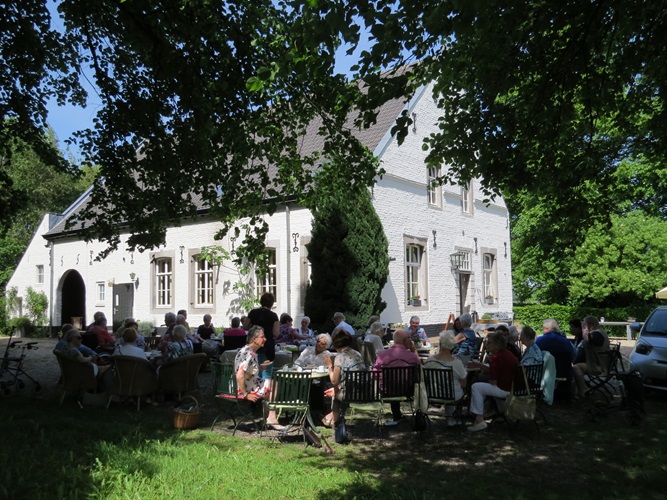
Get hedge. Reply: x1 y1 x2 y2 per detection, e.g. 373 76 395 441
513 304 656 337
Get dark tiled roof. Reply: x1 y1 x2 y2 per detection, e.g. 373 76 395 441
44 85 412 238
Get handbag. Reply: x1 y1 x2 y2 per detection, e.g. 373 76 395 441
334 415 348 444
505 366 537 421
413 366 428 413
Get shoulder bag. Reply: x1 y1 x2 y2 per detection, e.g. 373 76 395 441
505 365 537 421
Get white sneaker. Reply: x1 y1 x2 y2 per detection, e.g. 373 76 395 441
447 417 460 427
467 420 488 432
384 420 399 427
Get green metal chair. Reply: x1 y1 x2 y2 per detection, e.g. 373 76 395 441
210 361 260 435
262 371 312 441
342 366 383 428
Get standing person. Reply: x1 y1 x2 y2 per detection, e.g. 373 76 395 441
467 331 518 432
572 316 610 400
246 292 280 381
372 329 421 426
407 316 429 343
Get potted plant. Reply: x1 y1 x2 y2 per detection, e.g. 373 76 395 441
485 295 494 305
477 313 499 325
408 295 422 307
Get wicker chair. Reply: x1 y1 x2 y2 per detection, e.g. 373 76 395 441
107 355 158 411
157 353 206 400
54 351 98 405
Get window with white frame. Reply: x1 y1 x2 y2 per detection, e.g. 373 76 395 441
255 248 277 300
36 265 44 284
405 236 428 306
427 166 442 207
461 180 473 214
97 282 106 302
194 257 214 307
483 253 496 301
459 251 472 272
155 258 172 307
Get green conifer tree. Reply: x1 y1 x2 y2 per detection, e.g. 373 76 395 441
304 188 389 333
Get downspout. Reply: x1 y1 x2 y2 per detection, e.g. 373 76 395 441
48 240 54 336
285 203 291 316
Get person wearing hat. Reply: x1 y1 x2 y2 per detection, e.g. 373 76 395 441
425 330 468 426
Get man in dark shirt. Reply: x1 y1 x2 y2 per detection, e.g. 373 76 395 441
535 318 575 390
246 292 279 379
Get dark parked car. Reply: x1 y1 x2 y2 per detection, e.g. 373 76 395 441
630 306 667 390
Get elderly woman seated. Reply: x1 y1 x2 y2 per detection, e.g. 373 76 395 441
365 321 385 355
61 329 111 378
425 330 468 426
161 325 193 365
295 333 332 367
466 331 518 432
322 329 364 428
113 328 148 359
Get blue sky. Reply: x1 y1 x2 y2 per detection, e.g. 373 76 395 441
45 31 369 161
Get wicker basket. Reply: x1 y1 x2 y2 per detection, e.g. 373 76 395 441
172 395 201 429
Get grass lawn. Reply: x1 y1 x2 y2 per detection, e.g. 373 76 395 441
2 391 667 499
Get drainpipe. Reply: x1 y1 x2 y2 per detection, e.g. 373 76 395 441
48 240 54 337
285 204 291 316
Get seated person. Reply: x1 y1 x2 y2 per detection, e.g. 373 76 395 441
234 326 272 402
223 316 245 337
197 314 216 339
425 330 467 426
54 324 98 358
295 333 332 367
454 313 477 357
467 331 518 432
322 329 364 428
535 318 575 391
407 315 429 343
365 321 385 355
519 326 543 365
496 325 521 361
160 325 193 365
113 328 147 359
276 313 297 345
297 316 315 344
90 315 116 353
61 329 111 378
573 315 610 399
372 329 421 426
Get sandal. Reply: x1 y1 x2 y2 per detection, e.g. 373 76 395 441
321 417 333 428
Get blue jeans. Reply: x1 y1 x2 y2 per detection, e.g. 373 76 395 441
257 351 274 380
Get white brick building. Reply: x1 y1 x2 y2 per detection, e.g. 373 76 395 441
7 83 512 333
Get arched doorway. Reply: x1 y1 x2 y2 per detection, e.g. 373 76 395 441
60 270 86 330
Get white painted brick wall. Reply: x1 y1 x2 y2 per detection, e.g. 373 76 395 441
7 83 512 331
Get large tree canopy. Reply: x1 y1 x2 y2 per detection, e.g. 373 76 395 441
3 0 666 276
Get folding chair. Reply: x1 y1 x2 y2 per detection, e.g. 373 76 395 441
422 361 465 420
586 343 625 403
380 363 420 421
210 361 261 434
262 371 312 441
342 367 382 428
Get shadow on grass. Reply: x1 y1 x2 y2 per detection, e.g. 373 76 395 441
4 385 667 499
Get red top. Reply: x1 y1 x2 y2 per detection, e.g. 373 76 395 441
92 325 116 350
224 328 247 337
489 348 518 392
